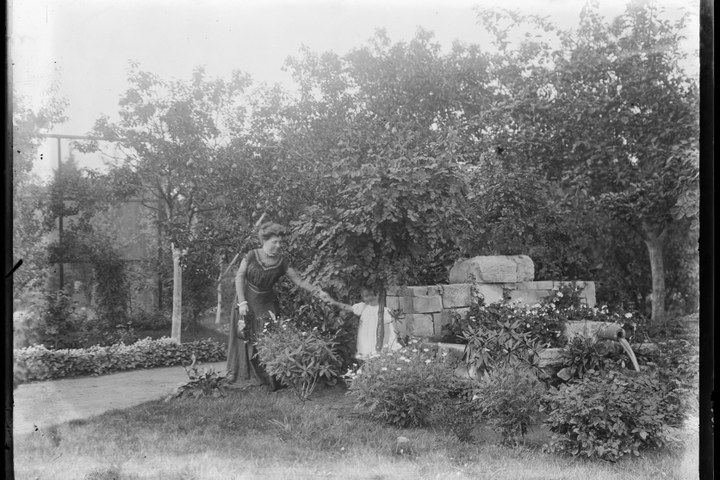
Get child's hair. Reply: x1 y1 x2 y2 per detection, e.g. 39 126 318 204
360 285 378 296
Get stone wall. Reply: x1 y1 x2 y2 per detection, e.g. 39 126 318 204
386 280 596 339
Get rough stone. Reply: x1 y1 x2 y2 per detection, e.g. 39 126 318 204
448 255 534 283
385 296 400 311
519 281 554 290
407 286 429 296
453 363 478 380
564 320 623 340
427 285 443 296
393 436 414 456
412 295 443 313
537 348 563 368
506 288 551 306
441 284 473 308
512 255 535 282
473 284 504 304
410 314 435 336
581 281 596 307
439 307 469 327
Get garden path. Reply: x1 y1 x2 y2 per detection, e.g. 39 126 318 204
11 361 228 437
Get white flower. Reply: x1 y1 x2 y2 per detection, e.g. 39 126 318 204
381 367 387 371
423 348 429 352
557 292 564 298
425 359 432 364
532 303 541 309
411 348 418 353
624 312 633 318
396 367 402 371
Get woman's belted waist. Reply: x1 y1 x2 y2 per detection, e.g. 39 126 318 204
246 282 272 294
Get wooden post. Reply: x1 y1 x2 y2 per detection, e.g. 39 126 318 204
171 243 183 343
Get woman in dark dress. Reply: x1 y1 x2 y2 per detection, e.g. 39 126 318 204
226 222 329 390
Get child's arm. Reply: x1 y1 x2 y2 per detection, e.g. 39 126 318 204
324 295 354 313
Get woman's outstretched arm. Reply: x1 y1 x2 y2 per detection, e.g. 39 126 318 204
286 267 327 298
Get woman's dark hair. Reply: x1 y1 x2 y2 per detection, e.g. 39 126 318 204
257 222 287 243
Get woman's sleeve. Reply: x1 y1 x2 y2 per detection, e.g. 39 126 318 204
351 303 366 316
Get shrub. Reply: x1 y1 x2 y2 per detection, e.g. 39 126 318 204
460 316 541 375
542 370 683 461
169 355 230 399
255 315 343 401
347 343 459 428
13 337 226 385
473 365 546 444
557 336 618 381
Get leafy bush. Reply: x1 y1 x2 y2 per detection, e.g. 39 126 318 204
169 355 230 399
347 342 459 428
557 336 621 381
276 280 359 370
542 370 683 461
633 337 698 426
13 337 226 385
460 316 541 375
473 365 546 444
255 315 343 400
33 291 90 349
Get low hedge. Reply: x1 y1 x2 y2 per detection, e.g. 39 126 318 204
13 337 227 385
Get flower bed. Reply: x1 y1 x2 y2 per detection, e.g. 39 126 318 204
13 337 226 385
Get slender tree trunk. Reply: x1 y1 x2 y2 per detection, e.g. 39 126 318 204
376 282 386 352
215 256 224 325
171 243 183 343
643 226 667 326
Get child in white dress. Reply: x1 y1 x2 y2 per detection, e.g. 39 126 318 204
329 286 400 359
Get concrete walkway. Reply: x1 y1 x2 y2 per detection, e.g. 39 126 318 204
12 361 228 436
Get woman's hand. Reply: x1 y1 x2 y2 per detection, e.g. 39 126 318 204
316 290 332 302
237 301 249 317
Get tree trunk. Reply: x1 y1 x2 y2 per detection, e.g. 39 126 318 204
171 243 183 343
643 226 667 326
215 256 224 325
376 283 386 352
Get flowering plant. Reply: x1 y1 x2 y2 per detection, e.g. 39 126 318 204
255 314 342 401
348 341 459 427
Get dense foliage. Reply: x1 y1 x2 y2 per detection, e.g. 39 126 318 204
473 365 547 444
13 337 226 385
543 370 684 461
347 342 461 428
256 315 343 400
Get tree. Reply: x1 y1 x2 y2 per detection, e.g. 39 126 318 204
474 1 699 324
80 64 253 341
12 93 67 305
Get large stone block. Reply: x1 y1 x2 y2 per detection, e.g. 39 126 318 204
473 284 504 304
519 281 554 290
410 314 435 336
438 308 467 328
427 285 443 296
407 286 429 296
506 288 551 306
412 295 443 313
385 296 400 311
441 283 473 308
448 255 534 283
581 281 596 307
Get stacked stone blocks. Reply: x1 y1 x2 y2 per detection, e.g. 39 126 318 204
386 256 596 339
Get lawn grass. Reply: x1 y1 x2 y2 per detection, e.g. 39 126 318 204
14 382 699 480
